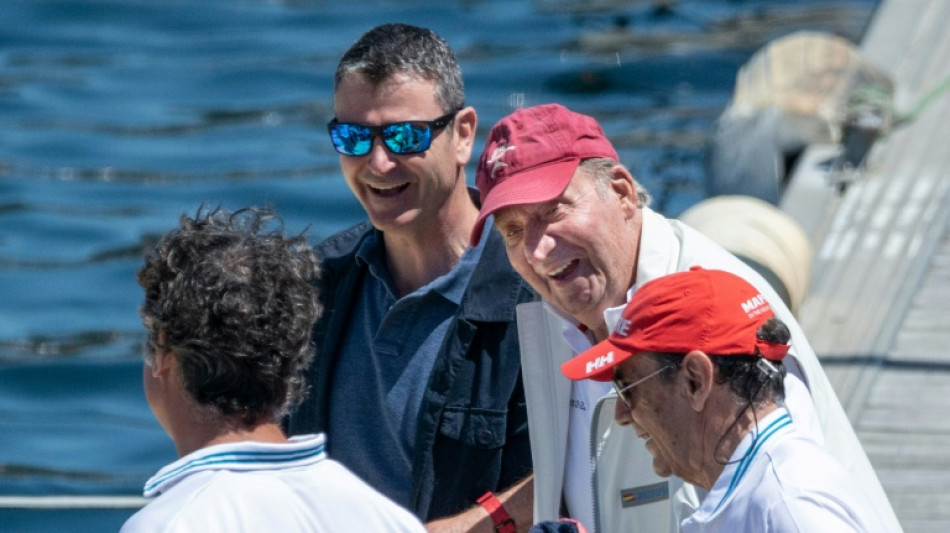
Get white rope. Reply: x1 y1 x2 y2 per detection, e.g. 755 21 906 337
0 495 150 509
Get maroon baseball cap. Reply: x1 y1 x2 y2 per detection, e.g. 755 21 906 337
561 267 790 382
469 104 619 246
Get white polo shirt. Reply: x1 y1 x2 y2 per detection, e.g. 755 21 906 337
121 434 426 533
681 408 890 532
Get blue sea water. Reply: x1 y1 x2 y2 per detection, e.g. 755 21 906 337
0 0 876 530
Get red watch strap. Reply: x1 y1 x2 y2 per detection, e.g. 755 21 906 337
477 491 516 533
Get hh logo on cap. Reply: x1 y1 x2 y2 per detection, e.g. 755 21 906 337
741 294 769 317
487 144 516 180
586 351 614 375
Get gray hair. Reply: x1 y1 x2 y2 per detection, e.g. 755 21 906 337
138 207 321 426
335 23 465 113
579 158 652 208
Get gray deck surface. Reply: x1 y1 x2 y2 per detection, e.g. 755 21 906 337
790 1 950 530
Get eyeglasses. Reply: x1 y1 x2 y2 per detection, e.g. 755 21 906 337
612 364 677 409
327 109 459 156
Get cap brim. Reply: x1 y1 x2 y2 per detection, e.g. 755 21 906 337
470 158 580 247
561 338 634 382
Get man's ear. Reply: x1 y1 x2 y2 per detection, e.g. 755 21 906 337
453 105 478 166
680 350 715 411
150 332 175 380
150 349 174 379
608 165 639 219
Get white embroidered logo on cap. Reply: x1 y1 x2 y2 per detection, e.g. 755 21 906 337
586 351 615 375
487 144 516 180
740 294 769 317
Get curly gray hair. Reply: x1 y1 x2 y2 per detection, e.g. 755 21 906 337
138 207 321 426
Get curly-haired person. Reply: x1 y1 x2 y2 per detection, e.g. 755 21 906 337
121 207 426 533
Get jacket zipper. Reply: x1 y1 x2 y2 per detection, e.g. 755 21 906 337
588 391 615 533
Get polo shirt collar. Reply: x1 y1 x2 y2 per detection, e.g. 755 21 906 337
353 226 480 306
143 434 328 497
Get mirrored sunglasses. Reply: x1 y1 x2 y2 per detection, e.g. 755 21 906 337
327 109 459 156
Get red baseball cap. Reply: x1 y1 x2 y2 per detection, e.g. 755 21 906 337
561 267 790 382
469 104 619 246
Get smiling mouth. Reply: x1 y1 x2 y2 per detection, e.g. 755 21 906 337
547 259 578 281
368 182 409 197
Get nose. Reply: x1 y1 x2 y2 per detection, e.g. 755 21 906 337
614 396 633 425
366 137 397 175
523 221 555 265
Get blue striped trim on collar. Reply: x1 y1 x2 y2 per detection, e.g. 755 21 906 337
713 412 792 514
144 434 327 497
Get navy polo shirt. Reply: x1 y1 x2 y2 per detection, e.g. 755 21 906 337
327 229 484 507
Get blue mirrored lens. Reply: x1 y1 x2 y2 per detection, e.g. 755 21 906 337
328 110 455 156
329 123 373 156
383 122 432 154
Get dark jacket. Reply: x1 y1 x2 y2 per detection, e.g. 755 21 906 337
286 221 536 521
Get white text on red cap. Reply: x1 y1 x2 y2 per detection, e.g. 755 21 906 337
586 351 615 376
614 317 632 337
740 294 769 318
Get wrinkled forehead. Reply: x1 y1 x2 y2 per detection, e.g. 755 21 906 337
335 71 437 102
332 73 442 120
338 68 433 88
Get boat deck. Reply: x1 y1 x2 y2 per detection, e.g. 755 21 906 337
787 1 950 530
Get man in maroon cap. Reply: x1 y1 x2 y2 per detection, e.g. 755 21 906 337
470 103 899 532
562 267 890 532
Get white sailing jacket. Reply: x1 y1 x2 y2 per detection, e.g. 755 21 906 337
517 207 901 533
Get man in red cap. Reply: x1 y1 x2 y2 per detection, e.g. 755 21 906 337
562 267 890 532
470 103 900 532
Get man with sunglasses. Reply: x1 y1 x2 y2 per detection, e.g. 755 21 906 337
469 104 900 532
561 267 890 532
285 24 535 532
